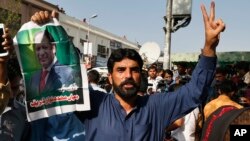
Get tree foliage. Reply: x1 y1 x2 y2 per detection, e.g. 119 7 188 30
0 0 21 37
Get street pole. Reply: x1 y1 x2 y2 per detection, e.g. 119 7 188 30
85 14 97 68
87 14 98 44
163 0 173 70
87 20 90 44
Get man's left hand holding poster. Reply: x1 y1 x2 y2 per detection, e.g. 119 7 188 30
14 18 90 122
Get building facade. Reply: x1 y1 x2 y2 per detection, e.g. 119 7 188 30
58 13 139 68
0 0 139 68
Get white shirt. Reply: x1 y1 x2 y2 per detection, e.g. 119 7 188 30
90 83 107 93
171 107 200 141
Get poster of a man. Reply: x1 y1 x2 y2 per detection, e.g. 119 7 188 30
14 19 90 121
29 30 75 96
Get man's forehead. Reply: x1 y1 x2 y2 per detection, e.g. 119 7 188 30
148 68 157 71
35 43 53 49
113 59 139 69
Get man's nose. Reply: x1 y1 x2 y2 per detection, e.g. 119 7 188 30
124 69 132 79
38 49 46 55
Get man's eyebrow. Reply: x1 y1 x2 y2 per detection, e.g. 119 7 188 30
116 66 140 70
116 66 126 70
131 66 140 69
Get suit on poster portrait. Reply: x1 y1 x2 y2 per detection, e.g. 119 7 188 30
29 61 75 95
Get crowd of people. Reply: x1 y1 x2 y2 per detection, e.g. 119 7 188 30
0 1 249 141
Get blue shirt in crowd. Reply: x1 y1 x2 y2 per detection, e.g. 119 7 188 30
31 112 85 141
77 55 217 141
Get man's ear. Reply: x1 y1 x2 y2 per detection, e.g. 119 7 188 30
108 73 112 85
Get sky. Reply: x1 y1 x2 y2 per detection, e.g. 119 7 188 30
45 0 250 53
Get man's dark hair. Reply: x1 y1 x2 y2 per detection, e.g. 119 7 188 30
217 80 237 95
177 62 187 68
148 65 157 71
235 61 249 72
215 67 227 75
164 69 173 77
107 48 143 73
88 69 100 84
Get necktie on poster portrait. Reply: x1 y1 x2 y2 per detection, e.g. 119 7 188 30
39 70 48 91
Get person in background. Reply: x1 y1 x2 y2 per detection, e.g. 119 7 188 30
203 80 243 121
214 67 227 84
237 70 250 107
174 63 191 85
32 1 225 140
164 83 184 141
163 69 175 92
165 80 199 141
200 80 249 141
0 28 31 140
234 61 249 88
234 63 250 102
157 69 165 78
137 70 148 96
7 57 25 105
171 108 200 141
186 66 194 78
205 67 228 104
147 65 162 94
99 76 113 93
88 69 107 93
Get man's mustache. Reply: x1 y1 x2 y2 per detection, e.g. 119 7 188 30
120 79 137 87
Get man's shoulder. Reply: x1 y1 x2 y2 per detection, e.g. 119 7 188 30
204 100 216 110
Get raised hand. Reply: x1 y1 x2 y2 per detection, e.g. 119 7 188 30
201 1 226 57
31 10 58 25
0 28 13 84
0 28 13 63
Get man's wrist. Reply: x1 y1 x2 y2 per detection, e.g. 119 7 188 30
202 47 216 57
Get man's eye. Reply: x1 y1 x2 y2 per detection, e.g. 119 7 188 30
36 47 40 51
117 68 125 72
42 46 48 49
132 68 140 73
